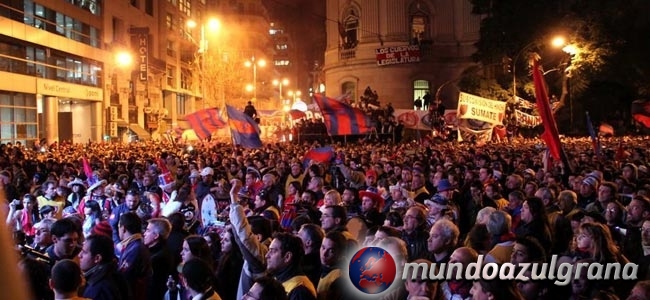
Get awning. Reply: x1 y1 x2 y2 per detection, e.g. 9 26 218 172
115 119 129 127
128 124 151 140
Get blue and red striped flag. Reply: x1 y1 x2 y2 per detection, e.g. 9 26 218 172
184 108 226 140
585 112 601 157
226 105 263 148
303 146 335 168
313 94 373 135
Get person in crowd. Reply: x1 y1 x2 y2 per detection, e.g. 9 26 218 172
439 247 477 300
229 179 272 300
37 180 65 219
7 194 40 242
79 179 111 219
360 189 386 228
284 162 306 199
485 210 515 264
470 279 524 300
81 200 103 238
604 200 627 246
403 258 442 299
243 275 289 300
203 231 222 269
166 212 189 269
515 197 552 248
180 258 222 300
586 181 618 216
401 205 430 261
79 234 131 300
426 219 459 264
510 236 546 265
144 218 174 300
117 211 152 299
341 187 362 217
162 185 199 233
49 259 88 300
375 237 409 300
216 227 244 300
622 196 650 264
627 280 650 300
30 218 55 252
266 232 317 300
317 231 346 300
280 181 302 230
110 189 151 244
46 217 81 263
297 223 324 288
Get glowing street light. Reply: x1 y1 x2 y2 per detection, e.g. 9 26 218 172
244 56 266 101
512 35 565 101
273 78 289 100
287 90 302 103
187 18 220 109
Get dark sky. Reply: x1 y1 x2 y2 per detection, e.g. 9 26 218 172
263 0 327 88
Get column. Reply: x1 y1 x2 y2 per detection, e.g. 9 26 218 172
90 101 103 141
42 96 59 145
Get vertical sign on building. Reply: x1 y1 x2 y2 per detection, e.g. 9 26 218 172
129 27 149 82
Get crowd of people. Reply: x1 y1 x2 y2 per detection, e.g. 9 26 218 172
3 134 650 300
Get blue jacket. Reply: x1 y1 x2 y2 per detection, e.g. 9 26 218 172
82 262 131 300
118 237 152 300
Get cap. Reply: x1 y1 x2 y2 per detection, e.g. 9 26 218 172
365 170 378 179
582 176 599 189
425 194 448 207
201 167 214 177
189 170 201 179
437 179 453 192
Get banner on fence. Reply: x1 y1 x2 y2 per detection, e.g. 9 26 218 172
456 93 506 143
515 110 542 128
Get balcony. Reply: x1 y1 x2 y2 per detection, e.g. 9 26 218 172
340 49 356 60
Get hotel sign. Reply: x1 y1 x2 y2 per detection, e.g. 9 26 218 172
37 78 103 101
375 45 421 66
130 27 149 82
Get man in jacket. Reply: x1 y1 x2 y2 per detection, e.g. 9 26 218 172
266 232 316 300
117 212 152 300
79 234 131 300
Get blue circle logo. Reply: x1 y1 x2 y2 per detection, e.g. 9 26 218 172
348 247 397 294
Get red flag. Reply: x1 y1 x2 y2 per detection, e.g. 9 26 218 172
82 157 93 179
532 59 562 160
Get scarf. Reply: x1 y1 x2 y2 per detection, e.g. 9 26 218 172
117 233 143 255
21 209 35 236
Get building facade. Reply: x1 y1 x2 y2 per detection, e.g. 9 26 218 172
323 0 483 109
0 0 274 144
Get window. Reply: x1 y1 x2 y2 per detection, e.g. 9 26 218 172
177 94 187 116
342 9 359 49
0 92 37 145
276 44 288 50
274 60 290 66
166 40 175 57
166 13 173 30
413 80 430 107
409 1 431 45
341 81 356 104
167 66 175 87
168 0 177 6
179 0 191 16
146 0 154 15
180 68 190 90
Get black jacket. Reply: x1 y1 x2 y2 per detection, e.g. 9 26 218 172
82 262 131 300
149 241 175 300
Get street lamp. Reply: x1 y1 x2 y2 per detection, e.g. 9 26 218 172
287 90 302 103
244 56 266 101
511 36 565 102
187 18 220 109
272 78 289 101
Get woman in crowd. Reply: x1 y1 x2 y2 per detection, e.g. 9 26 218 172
515 197 552 247
166 235 214 300
280 181 302 230
202 231 222 270
216 228 244 300
81 200 103 238
6 194 40 242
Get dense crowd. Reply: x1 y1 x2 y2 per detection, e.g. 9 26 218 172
3 135 650 300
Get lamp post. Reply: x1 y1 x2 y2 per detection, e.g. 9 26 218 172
272 78 289 101
245 56 266 101
107 51 133 140
287 90 302 104
187 18 220 109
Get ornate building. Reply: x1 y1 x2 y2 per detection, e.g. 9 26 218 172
324 0 483 109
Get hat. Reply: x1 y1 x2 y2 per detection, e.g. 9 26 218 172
67 178 86 188
359 190 384 210
437 179 453 192
200 167 214 177
582 176 599 189
189 170 201 179
365 170 378 178
91 221 113 238
246 167 261 179
425 194 448 208
523 169 536 177
389 185 409 199
587 171 604 184
87 178 107 193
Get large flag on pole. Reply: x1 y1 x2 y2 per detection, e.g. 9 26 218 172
303 146 335 168
226 105 263 148
585 112 601 157
532 58 563 161
184 108 226 140
313 94 373 135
